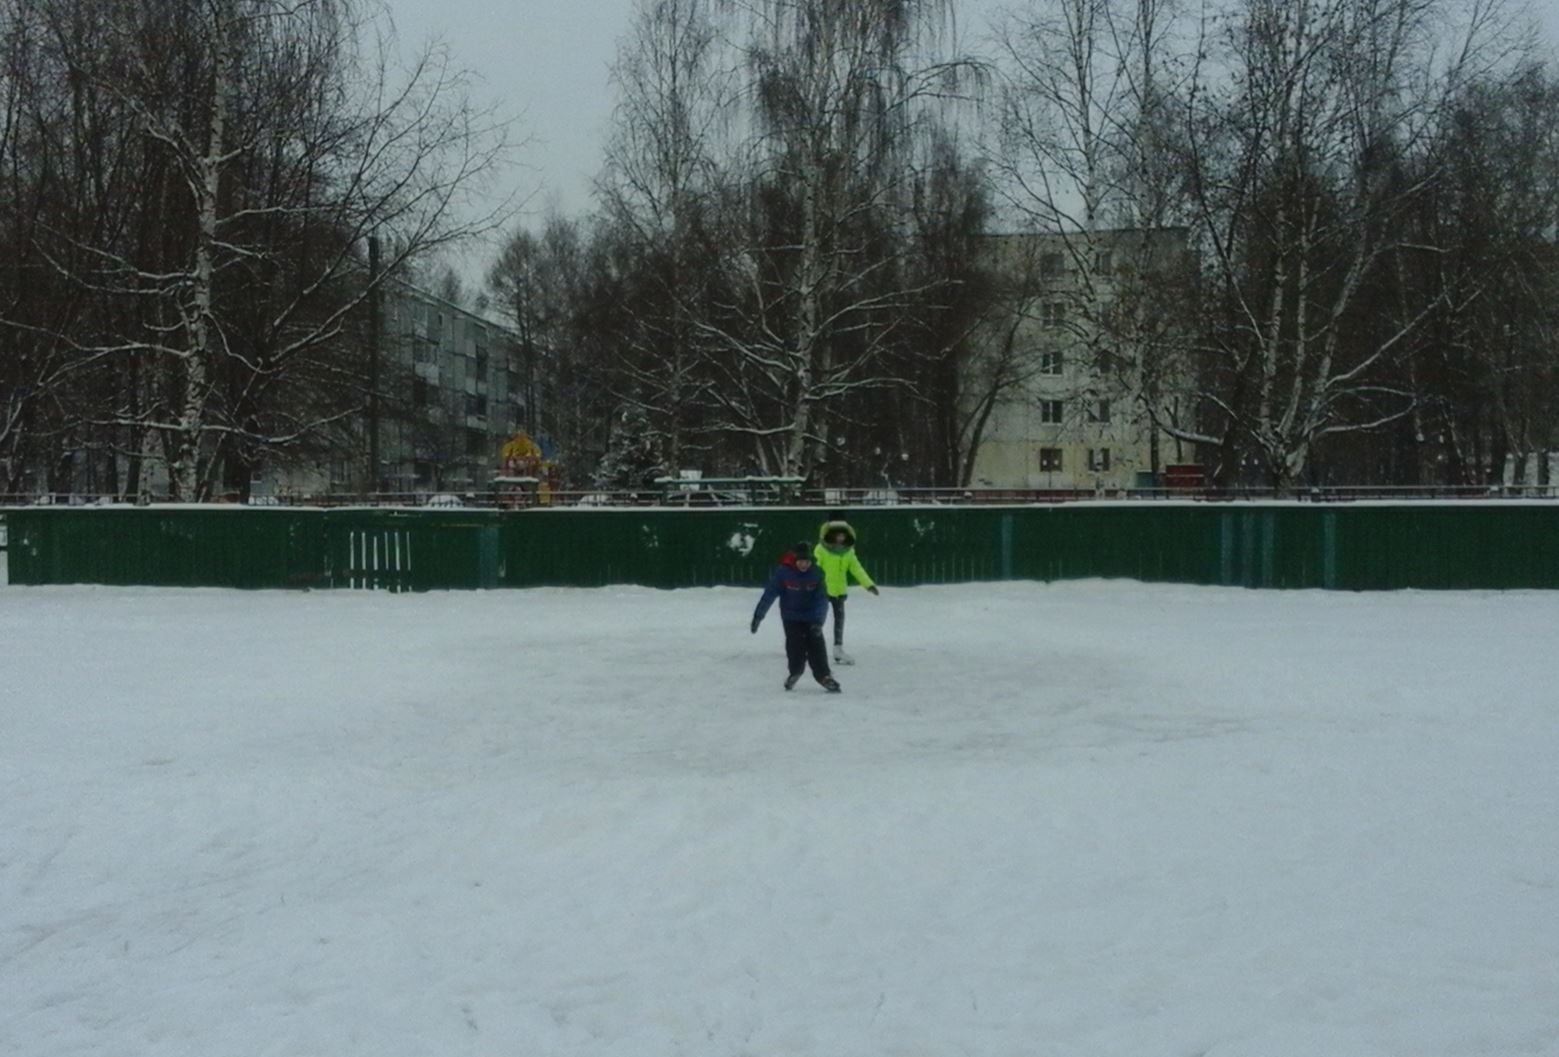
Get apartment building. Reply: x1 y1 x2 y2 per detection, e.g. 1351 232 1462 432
377 285 528 493
258 282 528 497
966 228 1200 490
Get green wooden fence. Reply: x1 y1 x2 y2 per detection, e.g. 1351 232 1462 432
7 502 1559 591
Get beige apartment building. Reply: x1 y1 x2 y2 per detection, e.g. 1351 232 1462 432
966 228 1200 491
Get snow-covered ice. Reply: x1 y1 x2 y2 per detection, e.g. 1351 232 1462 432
4 579 1559 1057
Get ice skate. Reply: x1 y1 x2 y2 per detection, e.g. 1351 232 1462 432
784 673 802 691
817 675 842 693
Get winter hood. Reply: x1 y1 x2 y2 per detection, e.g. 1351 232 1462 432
818 520 857 549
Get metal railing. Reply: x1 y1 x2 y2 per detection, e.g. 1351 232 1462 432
1 483 1553 509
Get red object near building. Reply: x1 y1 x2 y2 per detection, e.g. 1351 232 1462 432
1164 464 1207 490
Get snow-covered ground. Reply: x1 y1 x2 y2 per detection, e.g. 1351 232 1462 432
4 580 1558 1057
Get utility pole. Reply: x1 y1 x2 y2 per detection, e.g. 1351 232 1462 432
367 235 381 494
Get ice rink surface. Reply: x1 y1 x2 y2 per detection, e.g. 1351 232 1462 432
4 579 1559 1056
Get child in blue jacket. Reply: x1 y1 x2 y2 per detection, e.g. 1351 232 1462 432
751 541 842 692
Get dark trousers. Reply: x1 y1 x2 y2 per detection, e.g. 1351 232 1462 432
828 595 847 646
783 620 832 678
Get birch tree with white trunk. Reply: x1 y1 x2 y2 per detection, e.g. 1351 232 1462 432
697 0 980 479
4 0 509 499
993 0 1199 475
594 0 734 476
1178 0 1522 490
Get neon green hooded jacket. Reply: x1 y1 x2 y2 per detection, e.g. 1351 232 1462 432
815 519 875 597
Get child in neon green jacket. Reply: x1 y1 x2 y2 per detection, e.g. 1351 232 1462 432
815 518 879 665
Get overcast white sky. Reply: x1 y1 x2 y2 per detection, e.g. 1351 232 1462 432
386 0 1559 278
385 0 997 227
384 0 637 218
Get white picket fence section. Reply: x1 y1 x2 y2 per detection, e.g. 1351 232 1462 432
342 527 413 591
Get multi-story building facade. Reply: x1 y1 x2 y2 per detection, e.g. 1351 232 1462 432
258 282 529 497
376 284 529 493
966 228 1201 491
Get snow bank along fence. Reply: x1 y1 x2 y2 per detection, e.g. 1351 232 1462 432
9 502 1559 591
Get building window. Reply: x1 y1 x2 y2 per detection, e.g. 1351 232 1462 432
1087 400 1111 424
1038 400 1064 424
1094 250 1113 276
1040 351 1064 376
1039 447 1064 472
466 394 487 418
465 429 485 457
475 350 488 383
413 339 435 365
1042 302 1066 329
1039 251 1065 278
1089 448 1112 472
412 379 427 408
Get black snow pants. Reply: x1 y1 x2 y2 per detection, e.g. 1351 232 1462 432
783 619 833 678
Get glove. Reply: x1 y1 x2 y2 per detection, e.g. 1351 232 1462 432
867 586 880 596
750 618 761 634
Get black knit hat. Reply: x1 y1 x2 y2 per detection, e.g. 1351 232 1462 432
793 541 813 560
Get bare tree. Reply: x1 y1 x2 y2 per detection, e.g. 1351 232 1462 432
689 0 981 479
486 214 615 484
995 0 1127 230
1173 0 1526 491
593 0 735 476
950 237 1054 486
893 132 1010 487
0 0 510 499
992 0 1200 476
1399 63 1559 485
0 0 144 492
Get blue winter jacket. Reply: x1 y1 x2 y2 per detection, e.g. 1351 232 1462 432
753 553 829 625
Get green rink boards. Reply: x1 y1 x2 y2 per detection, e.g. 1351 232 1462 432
7 502 1559 591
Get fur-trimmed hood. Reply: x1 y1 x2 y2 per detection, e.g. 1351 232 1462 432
818 519 857 548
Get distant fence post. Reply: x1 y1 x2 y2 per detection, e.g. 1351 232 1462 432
1322 512 1338 590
